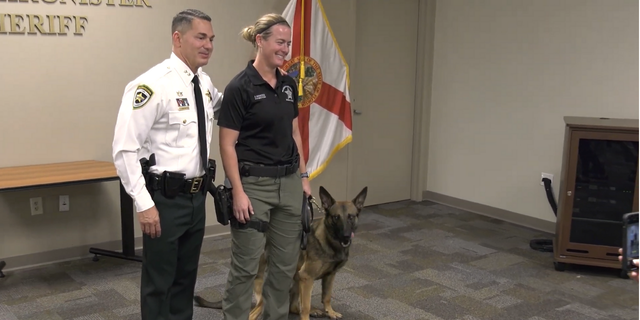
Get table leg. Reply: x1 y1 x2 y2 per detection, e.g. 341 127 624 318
89 181 142 262
0 260 5 278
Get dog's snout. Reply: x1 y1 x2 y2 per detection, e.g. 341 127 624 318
343 226 351 236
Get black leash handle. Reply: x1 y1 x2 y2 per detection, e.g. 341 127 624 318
301 194 318 250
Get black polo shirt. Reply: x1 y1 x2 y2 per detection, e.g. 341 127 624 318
217 60 300 166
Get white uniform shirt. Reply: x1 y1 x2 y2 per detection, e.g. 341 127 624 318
112 53 223 213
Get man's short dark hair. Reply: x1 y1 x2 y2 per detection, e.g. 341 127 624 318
172 9 211 34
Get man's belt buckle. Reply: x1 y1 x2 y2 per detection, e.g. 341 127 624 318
190 177 203 193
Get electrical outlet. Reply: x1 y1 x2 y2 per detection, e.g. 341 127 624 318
30 197 43 215
541 172 554 186
59 195 70 212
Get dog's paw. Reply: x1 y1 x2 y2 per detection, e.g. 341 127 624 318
309 308 326 318
326 309 342 319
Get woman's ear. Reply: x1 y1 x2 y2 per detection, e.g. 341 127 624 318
255 34 262 49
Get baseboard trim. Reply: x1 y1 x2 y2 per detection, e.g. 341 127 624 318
1 224 231 274
422 190 555 235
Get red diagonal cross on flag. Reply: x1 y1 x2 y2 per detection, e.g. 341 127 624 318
282 0 352 180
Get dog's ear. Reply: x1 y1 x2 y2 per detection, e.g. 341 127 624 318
318 186 335 211
352 186 368 212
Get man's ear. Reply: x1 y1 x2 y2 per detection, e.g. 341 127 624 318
172 31 182 47
352 186 368 211
318 186 335 211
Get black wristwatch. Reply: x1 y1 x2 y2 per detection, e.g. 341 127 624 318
300 172 309 179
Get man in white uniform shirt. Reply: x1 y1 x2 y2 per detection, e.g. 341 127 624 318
112 9 222 320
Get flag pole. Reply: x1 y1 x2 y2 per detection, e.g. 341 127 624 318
298 0 305 100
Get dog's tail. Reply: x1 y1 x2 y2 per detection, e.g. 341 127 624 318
193 295 223 309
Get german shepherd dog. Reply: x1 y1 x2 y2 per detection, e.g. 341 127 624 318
194 186 368 320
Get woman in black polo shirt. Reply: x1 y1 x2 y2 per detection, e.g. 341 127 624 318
216 12 311 320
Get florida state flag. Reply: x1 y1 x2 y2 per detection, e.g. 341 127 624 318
282 0 352 180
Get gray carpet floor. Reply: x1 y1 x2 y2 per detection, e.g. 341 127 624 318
0 200 638 319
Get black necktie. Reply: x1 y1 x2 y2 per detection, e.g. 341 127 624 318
191 75 208 172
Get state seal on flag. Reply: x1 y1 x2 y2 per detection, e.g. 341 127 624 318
283 56 323 108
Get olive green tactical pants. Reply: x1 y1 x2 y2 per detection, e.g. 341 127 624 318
222 173 303 320
140 191 206 320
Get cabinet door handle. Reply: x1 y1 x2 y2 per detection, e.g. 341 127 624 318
567 191 572 196
353 109 362 115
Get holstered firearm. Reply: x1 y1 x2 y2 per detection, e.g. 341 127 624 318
301 194 314 250
208 183 269 233
139 153 156 197
209 184 232 226
203 159 231 225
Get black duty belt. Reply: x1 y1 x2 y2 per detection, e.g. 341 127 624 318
149 173 206 194
239 158 299 178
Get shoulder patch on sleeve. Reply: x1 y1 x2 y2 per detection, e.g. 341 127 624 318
133 84 153 109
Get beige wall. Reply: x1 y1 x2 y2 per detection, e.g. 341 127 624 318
426 0 638 222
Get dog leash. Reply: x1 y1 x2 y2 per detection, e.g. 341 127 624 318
308 195 324 215
301 195 324 251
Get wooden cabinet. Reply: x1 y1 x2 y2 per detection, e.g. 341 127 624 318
554 116 639 274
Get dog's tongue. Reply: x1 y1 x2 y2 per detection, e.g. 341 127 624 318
351 232 355 239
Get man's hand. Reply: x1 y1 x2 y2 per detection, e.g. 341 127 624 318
232 189 254 224
138 206 161 238
618 248 639 281
302 177 311 197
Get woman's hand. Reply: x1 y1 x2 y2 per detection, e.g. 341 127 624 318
302 177 311 197
232 189 253 224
